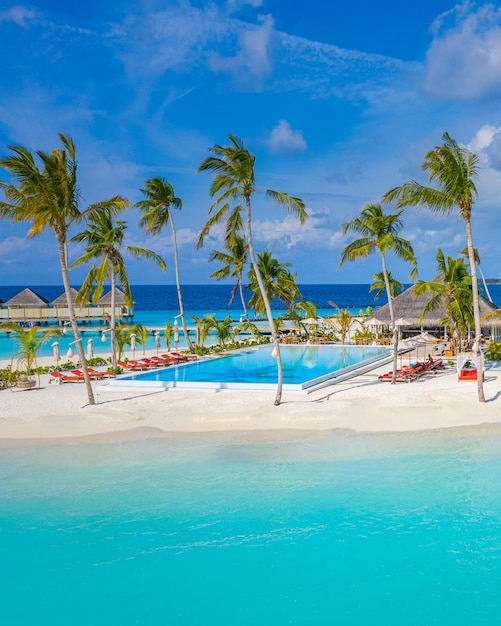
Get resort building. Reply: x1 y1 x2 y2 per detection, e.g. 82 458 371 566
0 287 134 326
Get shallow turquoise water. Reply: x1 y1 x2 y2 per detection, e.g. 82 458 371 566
2 428 501 625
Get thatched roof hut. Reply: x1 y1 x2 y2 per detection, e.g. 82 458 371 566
97 288 129 306
4 288 49 307
50 288 89 306
364 283 501 329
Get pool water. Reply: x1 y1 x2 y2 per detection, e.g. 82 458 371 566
116 344 391 391
2 428 501 625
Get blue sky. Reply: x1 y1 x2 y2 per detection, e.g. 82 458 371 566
1 0 501 286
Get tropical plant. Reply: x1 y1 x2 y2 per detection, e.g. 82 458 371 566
485 341 501 361
197 134 307 405
370 271 404 300
0 322 61 387
384 132 485 401
460 246 493 303
215 315 234 347
191 314 217 348
209 234 250 319
0 133 96 403
339 202 417 383
70 207 166 367
164 321 173 351
414 249 474 349
328 309 362 344
135 177 194 351
247 251 292 314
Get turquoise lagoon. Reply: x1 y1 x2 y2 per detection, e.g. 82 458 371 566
2 427 501 625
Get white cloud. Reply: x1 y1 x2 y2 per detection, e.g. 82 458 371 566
266 119 307 153
0 5 36 27
209 13 274 81
424 3 501 100
253 213 333 249
0 236 30 258
227 0 263 13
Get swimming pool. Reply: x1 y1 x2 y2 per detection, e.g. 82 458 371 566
110 344 392 392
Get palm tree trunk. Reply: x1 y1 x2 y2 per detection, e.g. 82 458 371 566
58 236 95 405
478 263 493 302
245 197 283 405
169 213 194 352
238 275 250 321
464 219 485 402
110 262 117 367
381 252 398 384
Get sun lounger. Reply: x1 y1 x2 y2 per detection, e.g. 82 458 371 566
50 371 85 383
117 360 149 371
378 363 427 382
139 357 164 368
71 368 107 380
88 367 116 378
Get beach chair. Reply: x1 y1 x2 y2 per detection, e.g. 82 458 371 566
149 356 172 366
139 357 164 368
71 368 107 380
88 367 116 378
117 360 149 371
50 371 85 384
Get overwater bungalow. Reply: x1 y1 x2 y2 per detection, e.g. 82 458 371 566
0 287 134 326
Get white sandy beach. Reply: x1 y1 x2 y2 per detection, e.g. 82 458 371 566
1 349 501 441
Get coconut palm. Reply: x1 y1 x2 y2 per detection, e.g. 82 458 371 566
384 132 485 401
215 315 234 348
209 234 250 319
339 202 417 383
414 249 474 350
191 314 217 348
135 178 193 351
247 251 295 315
197 134 307 405
0 322 61 387
370 271 404 300
460 246 493 303
0 133 96 403
70 207 166 367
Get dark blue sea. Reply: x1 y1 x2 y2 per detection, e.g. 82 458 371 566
2 283 501 312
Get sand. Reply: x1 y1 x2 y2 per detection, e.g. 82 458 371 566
1 350 501 442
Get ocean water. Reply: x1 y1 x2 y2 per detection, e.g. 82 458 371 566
2 428 501 625
1 283 500 361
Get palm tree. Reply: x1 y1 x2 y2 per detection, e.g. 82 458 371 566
384 132 486 401
460 246 493 303
70 206 166 367
135 177 193 351
191 314 217 348
370 271 404 300
215 315 234 348
339 202 417 383
247 250 295 315
197 134 307 405
209 234 250 319
0 133 96 404
414 249 474 350
0 322 61 387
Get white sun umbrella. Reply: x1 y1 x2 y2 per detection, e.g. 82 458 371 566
155 331 161 356
87 338 94 359
52 341 60 366
130 333 136 359
66 346 74 358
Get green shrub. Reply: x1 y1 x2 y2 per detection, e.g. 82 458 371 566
485 342 501 361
